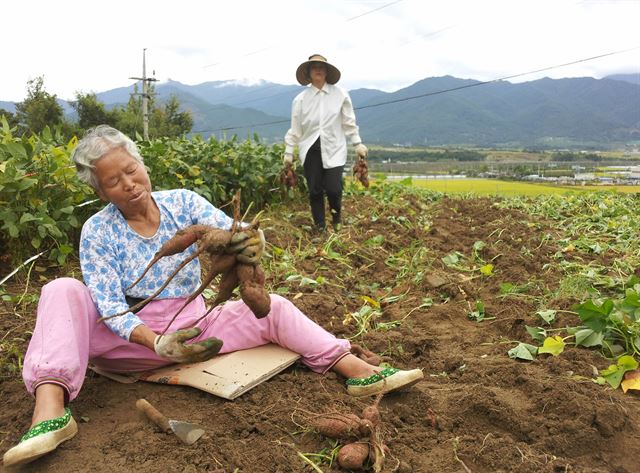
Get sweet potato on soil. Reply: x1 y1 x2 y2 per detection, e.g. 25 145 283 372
298 394 389 472
361 404 381 427
337 442 370 471
307 413 373 440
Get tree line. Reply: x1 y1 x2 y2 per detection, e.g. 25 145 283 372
0 76 192 139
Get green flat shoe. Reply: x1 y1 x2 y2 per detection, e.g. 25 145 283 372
3 408 78 468
346 367 424 397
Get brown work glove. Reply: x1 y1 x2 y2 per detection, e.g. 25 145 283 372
228 228 266 264
354 143 368 159
154 328 223 363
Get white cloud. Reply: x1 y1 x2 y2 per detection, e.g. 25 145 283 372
2 0 638 102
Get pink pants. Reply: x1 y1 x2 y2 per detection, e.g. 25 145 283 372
23 278 351 401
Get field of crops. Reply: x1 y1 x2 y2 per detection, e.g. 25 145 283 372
2 168 639 471
384 176 640 196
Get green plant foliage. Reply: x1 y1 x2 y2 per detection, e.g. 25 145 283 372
573 285 640 358
0 119 97 266
139 134 296 210
596 355 638 389
468 301 494 322
508 342 538 360
0 125 302 270
536 309 557 325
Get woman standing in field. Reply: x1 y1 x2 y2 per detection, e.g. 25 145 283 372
283 54 368 233
2 125 422 468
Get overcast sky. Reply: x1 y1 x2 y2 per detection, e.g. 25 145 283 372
3 0 639 102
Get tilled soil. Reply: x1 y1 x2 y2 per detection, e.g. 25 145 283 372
1 193 639 473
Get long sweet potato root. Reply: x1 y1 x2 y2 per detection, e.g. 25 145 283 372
99 192 271 331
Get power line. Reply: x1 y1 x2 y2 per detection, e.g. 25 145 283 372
346 0 404 21
192 45 640 135
202 0 404 69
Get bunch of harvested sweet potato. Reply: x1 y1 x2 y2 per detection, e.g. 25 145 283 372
280 162 298 188
352 155 370 188
99 193 271 333
298 394 391 472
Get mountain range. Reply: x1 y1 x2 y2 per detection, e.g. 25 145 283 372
2 73 638 148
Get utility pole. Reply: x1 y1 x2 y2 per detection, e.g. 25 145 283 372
129 48 157 140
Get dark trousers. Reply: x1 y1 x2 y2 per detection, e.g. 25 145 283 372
303 138 343 229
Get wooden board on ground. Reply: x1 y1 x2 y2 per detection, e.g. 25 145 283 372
90 344 301 400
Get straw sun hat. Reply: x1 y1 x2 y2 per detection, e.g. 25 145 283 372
296 54 341 86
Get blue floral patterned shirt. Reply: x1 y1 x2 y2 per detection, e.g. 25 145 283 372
79 189 235 340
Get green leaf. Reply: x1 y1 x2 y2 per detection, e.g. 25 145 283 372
442 252 461 266
5 142 27 160
536 309 557 325
479 264 493 276
58 245 73 256
508 343 538 361
420 297 434 308
19 212 39 224
599 356 639 389
31 237 41 249
538 336 565 356
574 299 614 332
618 355 638 371
500 283 515 295
574 328 604 347
468 301 492 321
364 235 385 247
472 241 486 252
7 222 19 237
525 325 547 343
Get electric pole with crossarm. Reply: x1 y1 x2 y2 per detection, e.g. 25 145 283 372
129 48 157 140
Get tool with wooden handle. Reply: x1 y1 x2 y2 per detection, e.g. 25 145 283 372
136 398 205 445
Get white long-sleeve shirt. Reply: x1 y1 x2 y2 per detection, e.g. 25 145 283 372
284 83 362 169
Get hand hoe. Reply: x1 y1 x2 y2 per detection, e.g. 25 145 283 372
136 398 205 445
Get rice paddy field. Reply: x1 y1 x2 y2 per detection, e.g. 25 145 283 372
381 177 640 196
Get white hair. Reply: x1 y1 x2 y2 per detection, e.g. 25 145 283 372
71 125 144 190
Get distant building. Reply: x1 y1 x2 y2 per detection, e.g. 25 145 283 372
574 173 595 181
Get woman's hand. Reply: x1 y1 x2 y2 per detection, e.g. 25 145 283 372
154 327 223 363
283 153 294 165
228 229 266 264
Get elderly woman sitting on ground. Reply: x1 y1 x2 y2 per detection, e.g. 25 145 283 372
2 125 423 468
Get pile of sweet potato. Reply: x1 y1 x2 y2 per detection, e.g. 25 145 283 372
299 394 390 472
293 345 397 472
